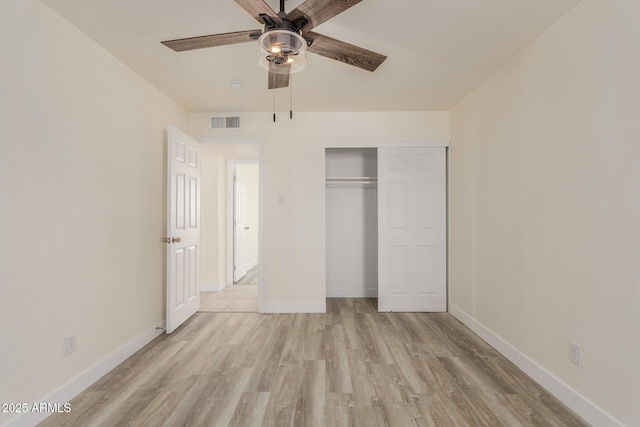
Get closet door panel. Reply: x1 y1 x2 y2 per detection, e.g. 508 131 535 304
388 181 409 230
387 245 409 295
378 146 446 312
416 179 436 229
416 245 437 295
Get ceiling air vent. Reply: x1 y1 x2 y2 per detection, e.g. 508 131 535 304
210 115 240 130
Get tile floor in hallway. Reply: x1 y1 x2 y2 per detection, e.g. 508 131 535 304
200 284 258 312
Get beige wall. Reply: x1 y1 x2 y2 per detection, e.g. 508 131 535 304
449 0 640 424
0 1 188 422
200 153 226 290
191 112 450 311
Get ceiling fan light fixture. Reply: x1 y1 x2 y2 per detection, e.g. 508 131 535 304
257 29 307 74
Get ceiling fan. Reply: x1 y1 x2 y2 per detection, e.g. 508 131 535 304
161 0 387 90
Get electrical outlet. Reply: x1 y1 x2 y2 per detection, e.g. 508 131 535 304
64 334 76 356
569 342 582 367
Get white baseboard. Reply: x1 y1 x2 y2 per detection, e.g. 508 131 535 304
448 304 623 427
260 302 326 314
4 322 165 427
326 288 377 298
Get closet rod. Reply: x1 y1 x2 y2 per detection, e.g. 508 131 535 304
325 177 378 186
325 177 378 182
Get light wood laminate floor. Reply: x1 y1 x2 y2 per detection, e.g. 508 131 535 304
39 298 588 426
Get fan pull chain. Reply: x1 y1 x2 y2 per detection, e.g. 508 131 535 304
290 75 293 120
273 87 276 122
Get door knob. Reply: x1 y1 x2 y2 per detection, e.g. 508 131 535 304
172 237 182 243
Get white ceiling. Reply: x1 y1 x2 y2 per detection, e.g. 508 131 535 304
42 0 580 113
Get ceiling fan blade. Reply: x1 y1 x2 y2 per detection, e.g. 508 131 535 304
234 0 281 25
161 30 260 52
286 0 363 33
268 62 291 89
306 32 386 72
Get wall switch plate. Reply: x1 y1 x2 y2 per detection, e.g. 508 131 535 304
569 342 582 367
64 334 77 356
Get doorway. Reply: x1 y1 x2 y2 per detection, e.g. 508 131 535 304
198 143 261 313
231 162 259 284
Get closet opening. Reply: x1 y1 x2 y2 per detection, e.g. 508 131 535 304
325 148 378 298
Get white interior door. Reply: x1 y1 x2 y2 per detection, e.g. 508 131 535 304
378 146 447 312
233 168 250 282
166 125 200 333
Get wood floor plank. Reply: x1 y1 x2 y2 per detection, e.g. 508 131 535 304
325 324 353 393
353 402 389 427
245 315 290 392
228 392 270 427
261 364 304 427
37 299 589 427
324 297 342 326
124 387 196 427
299 360 326 426
435 357 508 426
326 393 356 427
231 314 281 368
376 314 435 395
228 312 262 345
303 314 325 360
370 362 414 405
161 368 253 427
421 353 465 396
398 314 455 357
476 393 529 427
414 394 470 426
384 312 425 345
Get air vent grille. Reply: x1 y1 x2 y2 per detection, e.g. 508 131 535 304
226 116 240 129
210 115 240 130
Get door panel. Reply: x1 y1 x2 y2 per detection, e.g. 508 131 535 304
188 245 198 298
166 126 200 334
176 174 185 229
416 245 436 295
416 179 436 229
387 245 409 295
174 248 185 306
189 177 198 228
378 146 446 312
388 181 408 229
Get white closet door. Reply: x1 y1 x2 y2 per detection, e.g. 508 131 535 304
378 146 446 312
